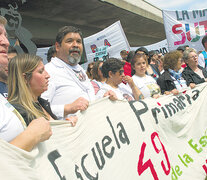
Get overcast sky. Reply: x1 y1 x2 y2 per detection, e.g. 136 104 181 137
145 0 207 10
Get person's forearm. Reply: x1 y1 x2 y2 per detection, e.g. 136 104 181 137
130 84 143 101
64 104 73 117
9 129 39 152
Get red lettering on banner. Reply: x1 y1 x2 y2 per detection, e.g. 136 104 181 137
104 39 111 47
137 142 159 180
172 24 186 45
199 20 207 33
137 132 171 179
151 132 171 175
172 20 207 45
202 159 207 174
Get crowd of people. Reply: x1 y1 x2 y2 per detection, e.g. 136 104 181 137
0 14 207 153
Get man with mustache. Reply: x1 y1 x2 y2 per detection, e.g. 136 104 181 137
41 26 96 119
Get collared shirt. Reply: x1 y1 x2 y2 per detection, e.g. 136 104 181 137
41 57 95 119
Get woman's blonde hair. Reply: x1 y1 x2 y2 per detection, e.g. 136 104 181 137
8 54 47 122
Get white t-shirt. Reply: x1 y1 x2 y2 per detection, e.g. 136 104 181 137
96 83 134 101
41 57 95 119
0 95 24 142
132 75 160 98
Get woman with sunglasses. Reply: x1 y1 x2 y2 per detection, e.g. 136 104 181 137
96 58 143 101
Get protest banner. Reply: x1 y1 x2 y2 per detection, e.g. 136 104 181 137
82 21 130 70
131 39 169 55
1 83 207 180
36 47 50 65
163 9 207 51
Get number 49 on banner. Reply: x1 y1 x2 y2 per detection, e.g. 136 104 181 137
137 132 171 180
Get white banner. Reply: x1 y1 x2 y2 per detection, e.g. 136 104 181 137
163 9 207 51
131 39 169 55
36 47 50 65
1 83 207 179
82 21 130 70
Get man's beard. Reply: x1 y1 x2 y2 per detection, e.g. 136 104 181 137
67 48 81 65
68 55 81 66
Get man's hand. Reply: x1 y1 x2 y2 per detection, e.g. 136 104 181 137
64 97 89 116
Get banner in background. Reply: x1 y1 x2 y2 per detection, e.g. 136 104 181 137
82 21 130 70
131 39 169 55
1 83 207 180
163 9 207 51
36 47 50 65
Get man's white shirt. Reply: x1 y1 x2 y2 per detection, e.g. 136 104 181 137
41 57 95 119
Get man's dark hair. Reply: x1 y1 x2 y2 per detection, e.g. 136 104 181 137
126 51 135 63
135 47 149 56
202 35 207 47
56 26 83 44
101 58 125 78
148 50 158 63
47 45 56 62
176 46 185 52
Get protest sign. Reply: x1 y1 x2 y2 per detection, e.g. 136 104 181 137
82 21 130 70
131 39 169 55
1 83 207 180
163 9 207 51
36 47 50 65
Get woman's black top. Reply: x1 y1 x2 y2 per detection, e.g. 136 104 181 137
11 97 57 126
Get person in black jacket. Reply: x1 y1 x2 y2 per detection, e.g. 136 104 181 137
7 54 77 126
182 48 207 88
157 51 187 95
